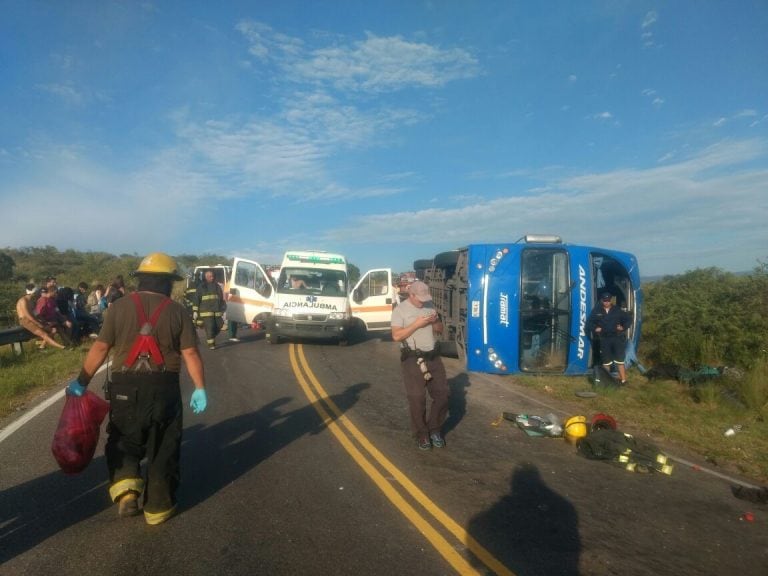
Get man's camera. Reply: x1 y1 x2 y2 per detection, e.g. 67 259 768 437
416 357 432 381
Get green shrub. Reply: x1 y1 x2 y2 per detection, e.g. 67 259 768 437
642 263 768 370
736 356 768 416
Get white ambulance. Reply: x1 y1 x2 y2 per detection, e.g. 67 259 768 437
226 250 395 344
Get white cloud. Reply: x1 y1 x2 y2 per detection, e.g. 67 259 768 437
325 139 768 275
589 111 615 123
641 11 659 49
36 83 86 106
235 20 303 62
236 22 479 93
641 11 658 29
0 144 215 253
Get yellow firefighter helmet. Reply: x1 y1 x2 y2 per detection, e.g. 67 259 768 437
133 252 184 280
564 415 588 444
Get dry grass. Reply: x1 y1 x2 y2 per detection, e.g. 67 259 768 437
0 345 86 420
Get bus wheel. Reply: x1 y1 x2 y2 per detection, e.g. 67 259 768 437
266 332 280 345
433 250 459 269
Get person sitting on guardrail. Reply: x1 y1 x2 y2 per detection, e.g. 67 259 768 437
34 287 73 346
15 284 66 350
87 283 105 317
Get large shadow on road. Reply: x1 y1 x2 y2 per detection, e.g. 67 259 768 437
179 382 369 508
443 372 470 435
0 383 367 564
467 464 581 576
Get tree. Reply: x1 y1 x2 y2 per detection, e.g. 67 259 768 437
347 263 361 286
0 252 15 281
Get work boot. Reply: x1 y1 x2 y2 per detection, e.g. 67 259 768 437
118 492 140 517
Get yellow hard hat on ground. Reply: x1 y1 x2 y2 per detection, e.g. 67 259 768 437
564 415 588 444
133 252 184 280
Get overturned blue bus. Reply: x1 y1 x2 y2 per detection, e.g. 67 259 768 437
415 235 641 375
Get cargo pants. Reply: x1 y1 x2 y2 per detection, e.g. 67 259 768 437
401 355 449 439
106 371 183 523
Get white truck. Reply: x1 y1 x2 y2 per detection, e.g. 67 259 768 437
225 250 395 344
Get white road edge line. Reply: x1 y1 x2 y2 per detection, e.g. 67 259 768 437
0 362 110 444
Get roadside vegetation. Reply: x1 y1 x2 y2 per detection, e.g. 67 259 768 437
1 248 766 482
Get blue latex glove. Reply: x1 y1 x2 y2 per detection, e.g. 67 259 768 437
190 389 207 414
66 379 87 397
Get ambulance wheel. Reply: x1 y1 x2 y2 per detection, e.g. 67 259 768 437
348 319 367 342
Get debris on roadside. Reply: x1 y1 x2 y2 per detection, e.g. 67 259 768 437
499 409 673 474
731 485 768 505
503 412 563 437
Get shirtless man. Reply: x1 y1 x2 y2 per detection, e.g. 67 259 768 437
16 284 66 350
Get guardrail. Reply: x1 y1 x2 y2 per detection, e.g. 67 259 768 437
0 326 35 355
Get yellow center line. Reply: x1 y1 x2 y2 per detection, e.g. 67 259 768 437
290 344 515 576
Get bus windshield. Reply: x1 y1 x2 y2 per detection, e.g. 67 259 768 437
519 249 570 372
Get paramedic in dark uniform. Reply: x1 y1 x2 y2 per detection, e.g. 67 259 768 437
391 280 449 451
66 252 208 525
194 268 226 350
586 291 633 385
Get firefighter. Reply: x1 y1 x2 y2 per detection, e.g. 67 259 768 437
194 268 226 350
66 252 208 525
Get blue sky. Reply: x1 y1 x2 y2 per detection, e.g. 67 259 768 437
1 1 766 277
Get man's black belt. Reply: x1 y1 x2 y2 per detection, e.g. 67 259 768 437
400 347 439 361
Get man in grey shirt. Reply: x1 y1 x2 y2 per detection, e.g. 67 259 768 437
391 281 450 451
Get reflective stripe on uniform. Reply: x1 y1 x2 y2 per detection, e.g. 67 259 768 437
144 505 178 525
109 477 145 502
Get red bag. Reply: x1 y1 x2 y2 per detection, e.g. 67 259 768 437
51 391 110 474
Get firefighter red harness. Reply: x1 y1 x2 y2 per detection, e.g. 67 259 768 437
123 292 172 371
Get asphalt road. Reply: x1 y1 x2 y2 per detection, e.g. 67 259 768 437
1 328 766 576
